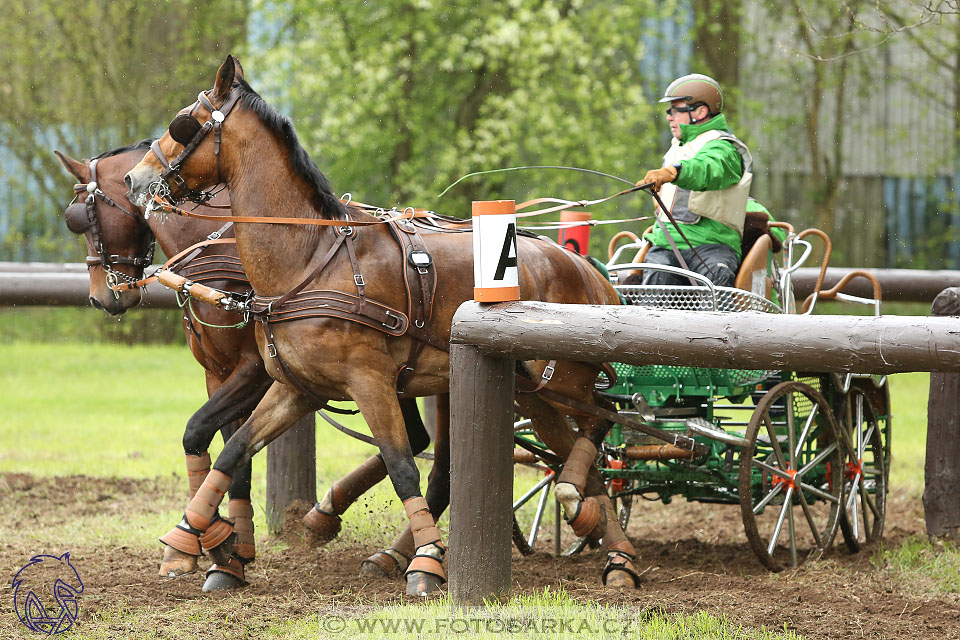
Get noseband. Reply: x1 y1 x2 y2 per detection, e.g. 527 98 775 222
68 157 156 295
149 87 242 205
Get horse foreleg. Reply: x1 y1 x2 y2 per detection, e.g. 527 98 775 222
352 386 445 596
304 397 431 545
361 394 450 579
160 358 271 579
160 381 313 591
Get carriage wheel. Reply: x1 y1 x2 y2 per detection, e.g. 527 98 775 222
739 380 844 571
838 387 887 552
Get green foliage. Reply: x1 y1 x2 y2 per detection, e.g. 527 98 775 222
0 0 250 262
247 0 663 227
873 535 960 594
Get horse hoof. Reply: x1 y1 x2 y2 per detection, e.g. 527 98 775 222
202 571 244 592
360 550 407 579
159 546 198 577
602 569 637 589
302 507 342 545
405 571 444 596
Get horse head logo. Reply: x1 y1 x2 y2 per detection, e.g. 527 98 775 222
12 553 84 635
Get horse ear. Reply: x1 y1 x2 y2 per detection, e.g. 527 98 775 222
230 55 245 81
54 150 89 182
213 54 237 102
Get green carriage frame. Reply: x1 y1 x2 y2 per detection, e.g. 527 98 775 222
513 228 890 571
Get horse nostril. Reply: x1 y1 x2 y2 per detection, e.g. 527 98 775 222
124 174 133 190
89 297 105 311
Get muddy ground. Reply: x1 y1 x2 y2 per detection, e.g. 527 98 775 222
1 473 957 639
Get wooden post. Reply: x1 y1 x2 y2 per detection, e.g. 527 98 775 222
266 414 317 534
923 287 960 538
449 343 514 605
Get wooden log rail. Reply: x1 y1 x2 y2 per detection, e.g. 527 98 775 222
447 300 960 605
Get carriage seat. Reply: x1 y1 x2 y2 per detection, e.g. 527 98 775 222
617 226 775 298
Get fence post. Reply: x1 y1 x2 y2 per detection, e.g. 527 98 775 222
266 414 317 534
923 287 960 538
449 342 514 604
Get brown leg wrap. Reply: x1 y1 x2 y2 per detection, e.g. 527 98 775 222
229 499 255 561
596 494 631 550
568 496 605 538
403 497 443 549
330 455 388 514
206 554 246 584
557 438 598 492
186 453 211 499
199 515 235 551
302 505 342 543
407 548 447 583
160 518 202 556
361 548 409 577
185 470 232 530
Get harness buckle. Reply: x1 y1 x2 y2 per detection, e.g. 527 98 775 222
354 274 365 287
266 343 278 358
207 229 223 240
337 225 355 237
541 363 556 384
382 311 402 331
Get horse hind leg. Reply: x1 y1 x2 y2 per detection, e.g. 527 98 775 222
304 397 431 550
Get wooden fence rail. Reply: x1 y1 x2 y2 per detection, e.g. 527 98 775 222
448 300 960 604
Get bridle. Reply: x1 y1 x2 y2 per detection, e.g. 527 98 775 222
65 157 156 297
148 86 242 206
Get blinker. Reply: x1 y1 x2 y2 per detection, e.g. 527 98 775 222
64 202 93 234
169 114 203 145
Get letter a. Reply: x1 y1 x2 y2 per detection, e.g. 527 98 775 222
494 223 518 280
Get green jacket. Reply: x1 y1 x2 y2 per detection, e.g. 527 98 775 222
644 114 746 257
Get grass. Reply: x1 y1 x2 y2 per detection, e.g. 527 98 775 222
0 311 955 638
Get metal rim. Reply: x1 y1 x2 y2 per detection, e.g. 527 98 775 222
739 380 844 571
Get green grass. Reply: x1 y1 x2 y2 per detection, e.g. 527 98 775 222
0 337 953 638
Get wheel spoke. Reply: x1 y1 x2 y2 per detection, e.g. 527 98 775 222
753 482 785 515
786 391 797 469
767 486 793 556
797 488 824 548
763 414 790 471
787 487 798 566
798 480 839 504
794 403 819 460
797 441 838 478
845 474 862 513
754 457 793 481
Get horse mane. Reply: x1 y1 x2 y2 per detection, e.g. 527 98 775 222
92 138 154 161
235 79 348 221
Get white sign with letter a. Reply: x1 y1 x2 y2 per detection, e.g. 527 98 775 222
472 200 520 302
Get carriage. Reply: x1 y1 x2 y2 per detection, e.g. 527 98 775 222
512 222 890 571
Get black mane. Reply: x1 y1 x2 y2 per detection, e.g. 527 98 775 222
92 138 154 161
235 79 348 220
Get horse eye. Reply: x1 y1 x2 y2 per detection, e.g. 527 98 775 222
169 114 202 145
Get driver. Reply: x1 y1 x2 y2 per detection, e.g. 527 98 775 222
637 73 753 287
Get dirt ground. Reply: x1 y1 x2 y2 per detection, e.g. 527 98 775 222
1 473 958 639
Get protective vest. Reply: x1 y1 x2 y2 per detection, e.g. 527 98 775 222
658 129 753 236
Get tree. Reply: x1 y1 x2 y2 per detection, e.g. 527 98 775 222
0 0 249 261
246 0 666 237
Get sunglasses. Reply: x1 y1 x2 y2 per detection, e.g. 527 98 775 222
665 105 699 116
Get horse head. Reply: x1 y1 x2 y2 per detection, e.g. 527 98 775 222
125 55 246 206
56 147 154 315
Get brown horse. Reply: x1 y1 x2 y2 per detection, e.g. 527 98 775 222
56 142 433 590
125 55 640 595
